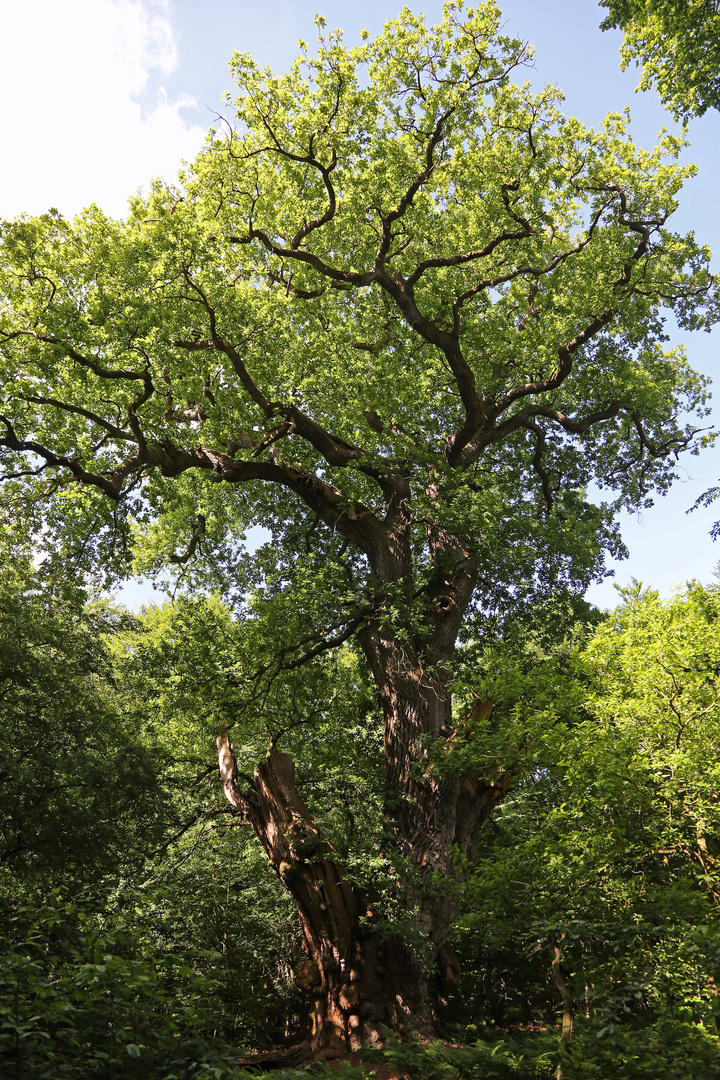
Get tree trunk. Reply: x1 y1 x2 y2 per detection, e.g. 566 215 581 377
215 498 513 1051
359 618 512 1009
218 662 511 1052
217 732 435 1049
218 733 360 1050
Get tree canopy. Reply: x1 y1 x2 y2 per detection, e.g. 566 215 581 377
1 2 716 596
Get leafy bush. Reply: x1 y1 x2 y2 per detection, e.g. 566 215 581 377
0 889 250 1079
359 1033 556 1079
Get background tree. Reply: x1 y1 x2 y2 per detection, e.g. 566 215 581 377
1 0 718 1052
600 0 720 120
448 582 720 1076
0 555 165 879
0 569 309 1075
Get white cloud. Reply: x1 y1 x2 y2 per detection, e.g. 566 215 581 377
0 0 207 219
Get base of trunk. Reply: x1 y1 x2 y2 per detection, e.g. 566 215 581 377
299 932 436 1053
235 1041 343 1070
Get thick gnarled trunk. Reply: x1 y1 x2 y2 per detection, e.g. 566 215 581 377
218 735 362 1049
216 514 512 1050
218 527 511 1049
217 733 435 1049
218 665 510 1051
359 601 511 950
215 529 513 1051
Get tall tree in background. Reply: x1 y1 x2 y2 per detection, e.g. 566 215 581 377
453 582 720 1072
0 1 717 1052
600 0 720 120
0 554 165 878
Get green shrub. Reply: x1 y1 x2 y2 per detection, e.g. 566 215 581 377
0 888 250 1079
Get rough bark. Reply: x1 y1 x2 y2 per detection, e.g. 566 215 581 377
217 593 513 1051
215 510 516 1050
217 730 442 1049
551 938 574 1077
218 732 364 1049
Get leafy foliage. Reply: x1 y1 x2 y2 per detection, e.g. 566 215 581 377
601 0 720 120
0 555 168 877
445 582 720 1076
360 1032 557 1078
0 888 256 1080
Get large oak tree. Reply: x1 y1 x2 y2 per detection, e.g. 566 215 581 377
0 1 717 1053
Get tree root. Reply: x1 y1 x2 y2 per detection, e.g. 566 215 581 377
236 1040 344 1071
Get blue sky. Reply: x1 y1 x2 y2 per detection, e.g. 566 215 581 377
2 0 718 607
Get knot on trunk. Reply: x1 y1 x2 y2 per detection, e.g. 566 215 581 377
278 859 300 884
296 957 323 991
288 819 323 859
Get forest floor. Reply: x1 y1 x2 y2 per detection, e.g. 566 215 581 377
325 1054 411 1079
236 1047 410 1077
236 1041 464 1079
